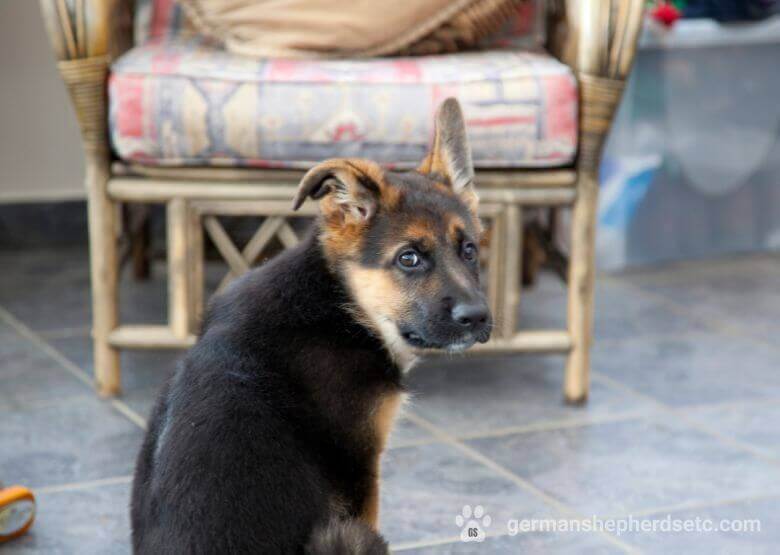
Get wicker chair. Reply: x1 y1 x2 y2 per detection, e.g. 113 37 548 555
38 0 643 403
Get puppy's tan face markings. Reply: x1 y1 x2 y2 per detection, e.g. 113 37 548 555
296 159 400 262
349 179 488 352
343 207 451 367
402 219 437 250
293 98 492 357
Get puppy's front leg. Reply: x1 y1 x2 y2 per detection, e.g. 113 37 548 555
359 472 381 530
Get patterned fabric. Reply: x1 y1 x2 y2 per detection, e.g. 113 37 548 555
108 39 578 168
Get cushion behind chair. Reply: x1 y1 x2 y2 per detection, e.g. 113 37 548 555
177 0 528 58
133 0 546 51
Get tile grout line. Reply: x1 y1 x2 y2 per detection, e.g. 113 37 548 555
0 392 93 414
593 329 712 348
611 275 780 358
603 490 780 521
0 305 92 389
0 304 148 432
391 534 463 552
598 256 780 291
388 411 649 452
34 475 134 495
591 372 780 466
675 396 780 413
37 325 93 340
388 437 440 450
111 399 148 430
454 410 649 441
404 412 640 554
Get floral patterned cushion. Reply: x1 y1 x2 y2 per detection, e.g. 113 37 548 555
108 38 578 168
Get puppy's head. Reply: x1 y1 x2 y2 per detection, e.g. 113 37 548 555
293 98 491 357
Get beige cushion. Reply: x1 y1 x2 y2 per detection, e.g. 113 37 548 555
179 0 529 58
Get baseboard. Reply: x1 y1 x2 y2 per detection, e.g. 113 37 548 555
0 200 88 249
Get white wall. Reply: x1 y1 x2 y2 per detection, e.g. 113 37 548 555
0 0 86 202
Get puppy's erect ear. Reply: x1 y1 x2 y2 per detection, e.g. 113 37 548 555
292 159 382 224
419 98 478 211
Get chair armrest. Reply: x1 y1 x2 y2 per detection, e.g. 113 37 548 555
548 0 644 79
576 0 644 79
549 0 644 171
38 0 132 153
39 0 113 61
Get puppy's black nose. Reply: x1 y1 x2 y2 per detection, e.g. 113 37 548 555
452 303 489 330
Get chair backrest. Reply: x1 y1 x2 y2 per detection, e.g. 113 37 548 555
133 0 546 49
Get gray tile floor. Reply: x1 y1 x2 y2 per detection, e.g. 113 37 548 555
2 247 780 554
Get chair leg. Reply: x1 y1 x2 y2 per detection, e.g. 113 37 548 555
564 173 598 404
187 207 205 334
85 159 121 397
167 199 191 340
499 204 522 339
485 209 505 334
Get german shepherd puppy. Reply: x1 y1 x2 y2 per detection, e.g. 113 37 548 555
131 98 492 554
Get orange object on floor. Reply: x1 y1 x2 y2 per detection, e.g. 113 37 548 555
0 485 35 543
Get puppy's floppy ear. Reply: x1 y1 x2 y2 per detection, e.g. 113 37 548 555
292 159 380 224
419 98 478 211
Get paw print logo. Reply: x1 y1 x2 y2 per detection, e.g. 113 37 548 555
455 504 491 543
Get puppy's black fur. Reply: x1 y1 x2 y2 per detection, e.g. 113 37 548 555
131 233 399 554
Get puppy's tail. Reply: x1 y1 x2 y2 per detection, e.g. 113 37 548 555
305 517 389 555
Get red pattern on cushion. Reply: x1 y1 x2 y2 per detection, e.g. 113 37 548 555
543 73 579 144
148 0 175 39
114 75 146 138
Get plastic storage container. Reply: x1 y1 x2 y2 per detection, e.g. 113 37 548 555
597 17 780 270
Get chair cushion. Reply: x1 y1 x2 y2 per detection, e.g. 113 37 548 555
108 38 578 169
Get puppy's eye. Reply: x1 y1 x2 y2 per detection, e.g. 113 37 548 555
397 250 421 268
462 242 478 262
